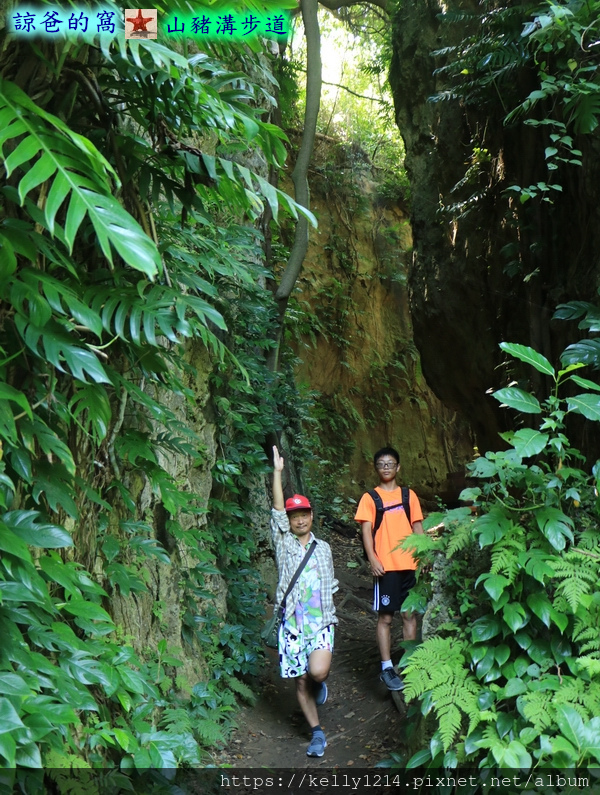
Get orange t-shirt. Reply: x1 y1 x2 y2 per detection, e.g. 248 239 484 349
354 486 423 572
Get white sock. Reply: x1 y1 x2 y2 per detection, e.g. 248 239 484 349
381 660 393 670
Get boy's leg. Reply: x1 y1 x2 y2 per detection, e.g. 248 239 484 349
376 611 394 661
401 611 417 641
377 612 403 690
400 570 418 642
374 572 399 661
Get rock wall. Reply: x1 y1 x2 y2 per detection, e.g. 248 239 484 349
388 0 600 454
289 141 474 501
104 343 220 685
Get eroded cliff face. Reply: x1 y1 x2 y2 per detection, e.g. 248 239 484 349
388 0 600 454
289 141 474 501
89 343 220 685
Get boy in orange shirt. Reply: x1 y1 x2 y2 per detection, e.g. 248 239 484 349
354 446 423 691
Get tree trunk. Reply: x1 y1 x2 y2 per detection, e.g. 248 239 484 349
267 0 322 372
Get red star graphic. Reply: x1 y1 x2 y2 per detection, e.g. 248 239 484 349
126 9 153 31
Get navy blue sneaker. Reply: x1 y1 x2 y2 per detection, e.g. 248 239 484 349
307 730 327 757
380 668 404 691
314 681 328 706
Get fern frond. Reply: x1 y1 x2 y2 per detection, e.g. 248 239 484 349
437 703 463 749
553 554 597 611
490 530 526 582
553 676 587 706
160 707 194 735
433 621 461 634
572 621 600 652
521 691 554 731
446 521 476 557
433 667 481 746
44 753 98 795
551 676 600 720
521 678 595 730
225 676 256 703
580 639 600 655
44 749 93 769
400 532 443 558
175 674 193 695
403 637 469 694
576 527 600 550
403 637 480 750
573 624 599 642
575 656 600 678
194 718 226 744
482 723 500 744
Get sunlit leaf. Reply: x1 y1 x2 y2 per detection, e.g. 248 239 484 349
493 387 542 414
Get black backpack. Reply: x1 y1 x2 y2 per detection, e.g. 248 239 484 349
367 486 411 548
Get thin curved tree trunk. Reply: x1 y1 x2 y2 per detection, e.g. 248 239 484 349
267 0 321 372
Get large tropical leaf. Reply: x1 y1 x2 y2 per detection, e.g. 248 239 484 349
562 339 600 368
499 342 555 377
2 511 73 548
567 394 600 421
566 89 600 135
511 427 549 457
0 80 160 278
493 387 542 414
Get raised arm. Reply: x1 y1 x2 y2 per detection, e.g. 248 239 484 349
272 445 285 511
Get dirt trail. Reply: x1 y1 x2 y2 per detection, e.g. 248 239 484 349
219 534 409 768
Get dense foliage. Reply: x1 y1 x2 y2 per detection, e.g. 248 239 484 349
433 0 600 212
290 6 409 201
2 0 598 777
400 341 600 769
0 0 309 775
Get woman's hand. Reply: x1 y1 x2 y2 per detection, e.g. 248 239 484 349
273 445 284 472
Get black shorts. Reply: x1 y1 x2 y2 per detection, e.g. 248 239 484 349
373 570 416 613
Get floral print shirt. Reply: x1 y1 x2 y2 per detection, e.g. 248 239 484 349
270 509 338 633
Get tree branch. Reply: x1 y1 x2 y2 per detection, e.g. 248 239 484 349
296 70 388 103
319 0 388 12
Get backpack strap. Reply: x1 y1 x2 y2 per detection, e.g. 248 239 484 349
402 486 411 526
367 489 384 533
368 487 413 543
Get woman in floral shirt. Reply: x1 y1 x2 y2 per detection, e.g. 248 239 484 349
270 446 338 757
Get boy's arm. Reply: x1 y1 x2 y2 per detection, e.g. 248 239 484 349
361 521 385 577
409 490 424 535
272 445 285 511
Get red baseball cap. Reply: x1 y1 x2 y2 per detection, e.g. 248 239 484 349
285 494 312 512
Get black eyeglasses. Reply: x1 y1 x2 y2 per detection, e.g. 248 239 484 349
376 462 398 469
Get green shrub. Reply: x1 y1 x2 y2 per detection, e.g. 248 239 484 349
401 342 600 769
